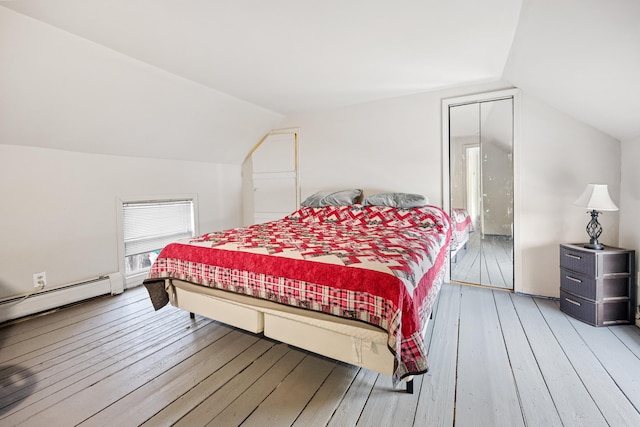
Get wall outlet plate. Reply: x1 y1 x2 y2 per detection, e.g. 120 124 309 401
33 272 47 288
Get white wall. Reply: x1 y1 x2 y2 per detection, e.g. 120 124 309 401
278 85 620 297
518 94 620 296
0 144 242 300
0 6 280 307
279 82 512 204
619 135 640 325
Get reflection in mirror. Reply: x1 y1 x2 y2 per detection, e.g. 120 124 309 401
449 98 514 289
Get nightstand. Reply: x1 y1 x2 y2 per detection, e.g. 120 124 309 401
559 243 636 326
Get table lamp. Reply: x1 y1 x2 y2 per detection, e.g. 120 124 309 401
573 184 618 250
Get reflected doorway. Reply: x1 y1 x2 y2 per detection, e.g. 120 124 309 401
465 145 480 227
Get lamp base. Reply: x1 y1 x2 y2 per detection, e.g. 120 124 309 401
583 242 604 250
584 210 604 250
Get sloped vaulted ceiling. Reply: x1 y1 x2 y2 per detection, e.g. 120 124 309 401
1 0 639 164
1 0 522 113
502 0 640 142
0 5 283 164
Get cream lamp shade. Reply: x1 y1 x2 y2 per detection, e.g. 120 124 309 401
573 184 618 211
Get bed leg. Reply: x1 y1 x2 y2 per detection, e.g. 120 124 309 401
189 312 195 319
406 379 414 394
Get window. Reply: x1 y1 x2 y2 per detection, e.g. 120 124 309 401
121 198 195 278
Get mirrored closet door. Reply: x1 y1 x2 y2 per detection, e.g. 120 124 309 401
448 96 514 289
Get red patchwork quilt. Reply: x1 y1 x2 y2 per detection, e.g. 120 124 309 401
144 205 451 381
450 208 474 251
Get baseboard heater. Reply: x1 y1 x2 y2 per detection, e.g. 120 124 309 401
0 274 122 324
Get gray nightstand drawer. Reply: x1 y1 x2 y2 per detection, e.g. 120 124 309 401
560 268 596 300
560 290 596 324
560 245 595 274
560 290 632 326
600 277 634 299
560 268 631 301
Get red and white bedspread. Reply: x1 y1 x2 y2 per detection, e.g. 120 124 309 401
144 205 451 381
450 208 474 251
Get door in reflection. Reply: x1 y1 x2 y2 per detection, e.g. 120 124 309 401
449 98 514 289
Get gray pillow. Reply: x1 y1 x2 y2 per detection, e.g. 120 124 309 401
301 189 363 207
363 193 428 208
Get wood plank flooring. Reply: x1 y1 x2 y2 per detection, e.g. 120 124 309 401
451 232 514 289
1 283 639 426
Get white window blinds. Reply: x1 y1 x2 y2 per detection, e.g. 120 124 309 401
123 199 194 257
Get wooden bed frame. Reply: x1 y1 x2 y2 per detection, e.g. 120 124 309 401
166 279 425 393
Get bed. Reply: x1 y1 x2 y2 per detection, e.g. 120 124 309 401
450 208 474 261
143 203 451 392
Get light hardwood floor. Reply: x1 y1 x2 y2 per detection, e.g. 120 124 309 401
1 283 639 426
451 232 514 289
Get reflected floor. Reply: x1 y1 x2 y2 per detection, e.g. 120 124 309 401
451 232 513 289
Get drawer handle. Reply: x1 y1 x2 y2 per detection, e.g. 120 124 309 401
565 276 582 283
564 297 581 306
565 253 581 260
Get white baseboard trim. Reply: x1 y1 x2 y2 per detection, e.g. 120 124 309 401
0 273 123 324
125 271 148 289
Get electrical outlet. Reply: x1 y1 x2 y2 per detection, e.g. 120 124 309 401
33 272 47 288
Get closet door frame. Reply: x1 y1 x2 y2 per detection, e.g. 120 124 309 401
441 88 522 292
